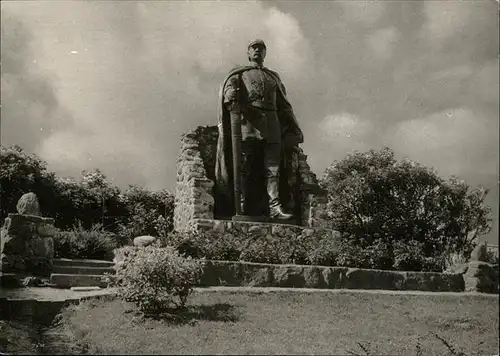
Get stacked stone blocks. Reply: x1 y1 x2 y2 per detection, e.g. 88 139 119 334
1 193 56 277
174 127 217 232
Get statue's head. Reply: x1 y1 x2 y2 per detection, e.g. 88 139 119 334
247 39 267 64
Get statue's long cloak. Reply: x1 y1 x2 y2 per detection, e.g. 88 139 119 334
214 65 303 215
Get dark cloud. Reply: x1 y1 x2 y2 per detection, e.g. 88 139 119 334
1 13 74 153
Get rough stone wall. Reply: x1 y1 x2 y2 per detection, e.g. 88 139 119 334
1 214 55 276
296 149 332 228
174 126 217 232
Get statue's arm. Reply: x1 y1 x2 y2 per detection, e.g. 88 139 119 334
276 82 304 147
223 74 240 112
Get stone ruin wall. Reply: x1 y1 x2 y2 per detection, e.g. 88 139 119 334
295 150 330 228
1 214 55 276
173 125 332 231
174 126 218 232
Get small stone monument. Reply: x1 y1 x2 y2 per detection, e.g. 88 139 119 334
1 192 55 279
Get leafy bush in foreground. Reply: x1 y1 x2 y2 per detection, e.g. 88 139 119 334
53 223 116 261
115 245 204 313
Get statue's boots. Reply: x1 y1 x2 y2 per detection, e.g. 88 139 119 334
267 176 293 220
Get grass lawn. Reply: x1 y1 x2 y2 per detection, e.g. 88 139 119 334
55 290 498 355
0 319 42 354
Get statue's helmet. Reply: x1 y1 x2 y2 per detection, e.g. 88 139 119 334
248 39 267 50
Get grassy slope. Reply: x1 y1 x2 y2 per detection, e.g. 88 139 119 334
60 291 499 355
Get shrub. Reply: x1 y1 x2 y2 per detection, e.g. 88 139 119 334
320 147 492 270
239 234 284 264
162 229 312 265
159 230 244 261
115 245 204 313
116 186 174 245
154 227 453 272
393 240 445 272
53 222 116 260
306 231 340 266
485 251 499 265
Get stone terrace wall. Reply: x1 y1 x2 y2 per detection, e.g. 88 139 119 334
112 242 497 293
174 126 218 232
1 214 55 276
199 260 466 292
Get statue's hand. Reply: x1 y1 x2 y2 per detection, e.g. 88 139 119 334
226 100 240 113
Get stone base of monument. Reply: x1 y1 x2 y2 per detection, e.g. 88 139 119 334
192 218 329 235
232 215 268 223
231 215 297 226
268 218 297 226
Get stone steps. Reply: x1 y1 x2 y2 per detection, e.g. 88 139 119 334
50 273 109 289
50 258 115 289
52 265 115 276
53 258 115 268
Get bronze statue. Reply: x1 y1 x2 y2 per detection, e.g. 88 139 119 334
215 39 304 221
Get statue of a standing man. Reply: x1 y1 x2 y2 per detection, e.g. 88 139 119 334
215 39 304 221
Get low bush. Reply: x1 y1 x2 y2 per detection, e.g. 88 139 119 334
484 251 499 265
115 245 204 313
156 229 452 272
160 229 312 265
53 222 116 261
393 240 445 272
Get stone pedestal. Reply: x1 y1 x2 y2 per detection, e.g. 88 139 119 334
173 125 332 231
1 213 56 277
191 218 336 237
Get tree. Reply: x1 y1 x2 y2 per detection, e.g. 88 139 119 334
0 145 58 220
116 185 175 245
320 147 492 269
0 144 175 242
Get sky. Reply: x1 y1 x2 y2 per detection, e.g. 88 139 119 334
1 0 498 243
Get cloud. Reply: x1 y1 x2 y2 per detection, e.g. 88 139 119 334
388 107 499 242
38 129 166 188
0 13 74 154
388 108 498 180
339 1 387 27
366 26 400 60
307 112 377 171
420 0 498 63
421 1 470 41
2 1 312 190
